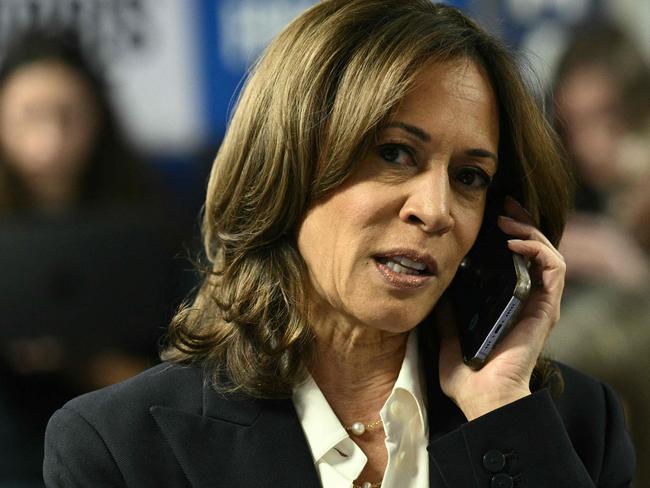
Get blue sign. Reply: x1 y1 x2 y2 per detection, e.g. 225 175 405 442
193 0 472 142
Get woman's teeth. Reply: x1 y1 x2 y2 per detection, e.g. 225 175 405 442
393 256 427 271
382 256 427 275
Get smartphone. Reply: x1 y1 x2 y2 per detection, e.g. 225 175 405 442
449 216 531 369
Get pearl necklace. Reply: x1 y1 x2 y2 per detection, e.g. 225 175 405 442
344 418 384 436
344 419 384 488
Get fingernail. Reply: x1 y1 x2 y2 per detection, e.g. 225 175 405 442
505 195 521 205
505 196 532 216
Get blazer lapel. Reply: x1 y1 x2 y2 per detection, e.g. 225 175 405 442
150 374 321 488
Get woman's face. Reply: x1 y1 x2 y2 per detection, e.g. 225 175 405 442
0 60 99 202
297 59 499 334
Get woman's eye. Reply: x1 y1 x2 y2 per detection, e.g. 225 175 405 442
454 167 492 189
378 144 415 167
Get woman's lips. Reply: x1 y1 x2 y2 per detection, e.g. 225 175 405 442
373 254 436 288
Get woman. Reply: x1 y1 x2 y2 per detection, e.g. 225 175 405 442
0 30 178 485
552 21 650 289
0 29 151 214
44 1 635 487
0 30 176 373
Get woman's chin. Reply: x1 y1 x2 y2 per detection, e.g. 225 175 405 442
355 306 431 335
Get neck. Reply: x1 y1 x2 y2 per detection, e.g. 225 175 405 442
309 316 409 424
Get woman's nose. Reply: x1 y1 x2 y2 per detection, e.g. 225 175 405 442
398 170 454 234
30 121 67 165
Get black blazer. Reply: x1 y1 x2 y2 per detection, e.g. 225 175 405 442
44 361 635 487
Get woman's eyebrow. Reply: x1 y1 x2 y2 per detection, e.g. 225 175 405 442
384 122 498 165
465 148 498 166
384 122 431 142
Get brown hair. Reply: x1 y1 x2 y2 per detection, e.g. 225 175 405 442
164 0 571 398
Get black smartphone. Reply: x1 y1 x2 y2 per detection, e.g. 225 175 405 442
449 215 531 369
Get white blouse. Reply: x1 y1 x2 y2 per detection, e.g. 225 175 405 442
292 331 429 488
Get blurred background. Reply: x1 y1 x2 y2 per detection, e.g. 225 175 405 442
0 0 647 486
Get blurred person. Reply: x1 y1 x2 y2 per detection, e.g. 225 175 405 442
44 2 633 487
0 30 153 215
0 28 174 380
0 29 182 485
612 119 650 255
547 19 650 486
552 21 650 289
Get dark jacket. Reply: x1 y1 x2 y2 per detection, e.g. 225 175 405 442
43 361 635 487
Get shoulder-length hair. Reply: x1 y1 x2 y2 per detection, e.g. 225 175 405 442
164 0 572 398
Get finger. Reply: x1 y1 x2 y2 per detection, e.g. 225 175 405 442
498 215 558 253
503 196 535 226
507 238 566 293
507 239 565 336
507 238 565 272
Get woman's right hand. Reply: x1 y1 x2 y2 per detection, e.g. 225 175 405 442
435 197 566 421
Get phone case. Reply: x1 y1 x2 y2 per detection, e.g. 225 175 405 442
450 223 532 369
